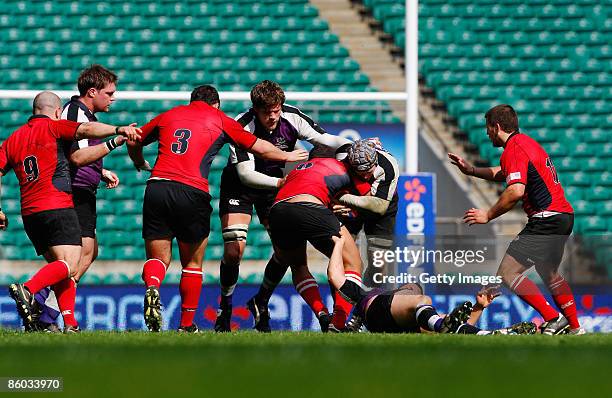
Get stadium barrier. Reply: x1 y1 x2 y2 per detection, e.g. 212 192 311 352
0 285 609 332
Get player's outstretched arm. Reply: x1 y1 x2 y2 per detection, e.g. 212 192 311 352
337 193 390 215
126 141 152 172
249 139 308 163
76 122 142 142
236 160 283 189
69 136 126 167
467 286 501 325
327 235 347 290
448 153 504 182
464 183 524 225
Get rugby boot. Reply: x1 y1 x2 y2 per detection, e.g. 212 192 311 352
492 321 537 335
214 305 232 333
540 314 569 335
317 311 331 333
9 283 37 330
345 312 364 333
247 296 271 333
63 325 81 334
177 324 200 333
144 286 162 332
439 301 473 333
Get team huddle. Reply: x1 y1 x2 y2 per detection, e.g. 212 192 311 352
0 65 584 335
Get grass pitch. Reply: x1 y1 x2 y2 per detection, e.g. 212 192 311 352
1 330 611 398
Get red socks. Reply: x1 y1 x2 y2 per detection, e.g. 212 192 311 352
142 258 167 288
548 275 580 329
294 276 327 315
53 278 78 327
179 267 203 327
24 260 70 294
510 273 559 321
332 271 362 329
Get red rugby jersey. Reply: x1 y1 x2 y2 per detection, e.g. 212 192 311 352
0 116 80 216
275 157 371 207
500 132 573 217
140 101 257 193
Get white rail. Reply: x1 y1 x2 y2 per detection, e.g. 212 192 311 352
0 90 408 101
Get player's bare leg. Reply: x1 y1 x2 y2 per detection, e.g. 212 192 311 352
497 253 565 334
74 237 98 282
142 238 172 332
327 227 363 331
176 238 207 333
216 213 251 332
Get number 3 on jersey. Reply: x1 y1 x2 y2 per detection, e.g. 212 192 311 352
23 155 39 182
171 129 191 155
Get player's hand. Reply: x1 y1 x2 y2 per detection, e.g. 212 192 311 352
276 176 287 188
285 149 309 162
475 285 501 308
134 160 153 172
463 208 489 225
448 153 474 176
101 169 120 189
117 123 142 142
0 211 8 230
112 135 127 147
331 234 345 245
332 203 352 217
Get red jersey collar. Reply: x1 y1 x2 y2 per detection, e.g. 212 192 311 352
504 131 520 146
28 115 51 121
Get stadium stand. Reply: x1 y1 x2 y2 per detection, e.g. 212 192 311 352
0 0 399 267
358 0 611 275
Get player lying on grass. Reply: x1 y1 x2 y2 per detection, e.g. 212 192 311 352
327 235 536 335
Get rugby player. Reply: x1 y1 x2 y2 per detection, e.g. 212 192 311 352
328 235 536 335
127 85 308 332
248 139 392 332
215 80 351 332
331 138 400 331
33 65 125 331
261 153 383 332
449 104 583 335
0 91 141 333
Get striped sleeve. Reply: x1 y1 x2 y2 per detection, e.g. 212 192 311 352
61 102 91 149
370 151 399 201
229 110 256 165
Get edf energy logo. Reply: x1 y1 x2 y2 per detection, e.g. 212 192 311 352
397 174 436 237
404 177 427 234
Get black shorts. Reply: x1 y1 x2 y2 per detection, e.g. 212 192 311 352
343 193 398 236
143 180 213 243
364 294 403 333
22 208 82 256
72 187 97 238
268 201 341 257
364 293 419 334
506 213 574 268
218 167 277 223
